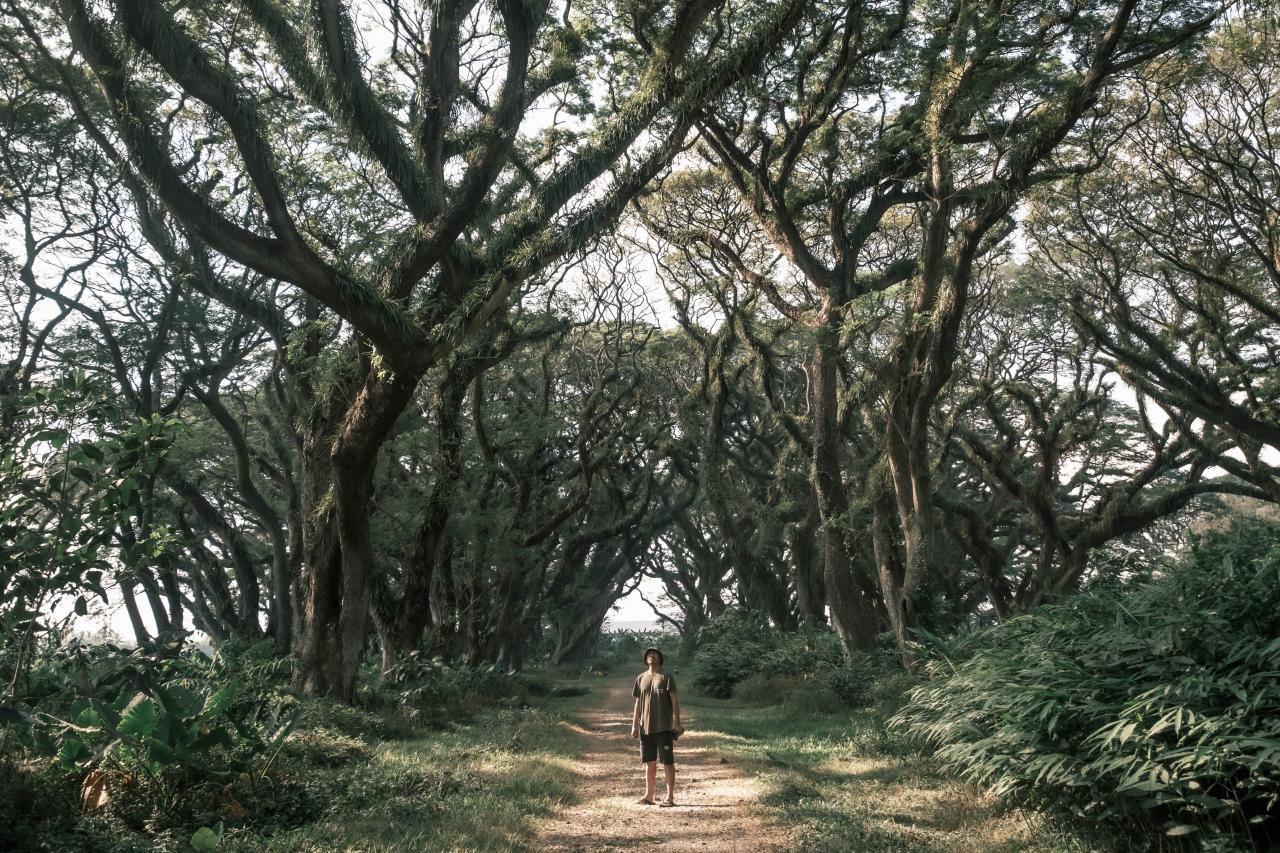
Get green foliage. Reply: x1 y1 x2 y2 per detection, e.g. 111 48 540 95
689 610 892 705
731 671 791 705
689 610 780 697
0 664 591 852
382 652 535 718
892 519 1280 846
594 628 677 665
191 825 222 850
6 643 299 779
1 377 183 650
0 642 300 850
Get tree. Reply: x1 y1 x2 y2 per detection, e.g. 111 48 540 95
2 0 805 697
937 266 1263 615
1035 18 1280 504
648 0 1221 661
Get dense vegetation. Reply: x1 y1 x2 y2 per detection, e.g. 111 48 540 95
1 635 580 850
2 0 1279 848
894 520 1280 847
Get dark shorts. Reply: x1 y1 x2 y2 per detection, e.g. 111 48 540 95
640 730 676 765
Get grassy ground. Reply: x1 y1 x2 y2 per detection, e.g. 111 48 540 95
221 683 597 852
680 685 1127 853
1 669 602 853
6 660 1138 852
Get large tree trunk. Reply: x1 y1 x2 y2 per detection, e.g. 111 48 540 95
810 319 879 652
874 137 960 666
883 418 932 665
377 374 469 673
292 368 419 701
870 495 912 665
789 486 825 628
291 428 343 695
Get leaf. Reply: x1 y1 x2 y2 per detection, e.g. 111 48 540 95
117 695 158 738
23 428 68 452
149 740 178 765
200 686 236 720
264 707 303 751
74 596 88 617
190 826 221 851
155 684 201 719
1165 825 1198 837
74 706 104 729
0 704 35 727
117 477 139 506
58 736 86 770
80 769 110 810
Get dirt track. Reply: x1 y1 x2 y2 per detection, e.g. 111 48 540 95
530 674 789 852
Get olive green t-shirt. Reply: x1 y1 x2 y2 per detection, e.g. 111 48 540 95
633 671 677 734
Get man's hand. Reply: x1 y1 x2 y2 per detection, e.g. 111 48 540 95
630 725 640 740
675 724 685 737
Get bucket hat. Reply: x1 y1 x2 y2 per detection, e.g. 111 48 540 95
642 646 664 665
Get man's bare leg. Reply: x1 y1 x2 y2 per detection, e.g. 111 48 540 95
660 764 676 806
640 760 657 803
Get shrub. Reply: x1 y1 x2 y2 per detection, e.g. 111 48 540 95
690 610 897 707
810 649 903 707
4 643 298 780
760 631 846 677
596 628 678 665
689 611 778 698
892 519 1280 847
383 653 532 716
781 681 846 717
732 672 792 704
0 641 301 848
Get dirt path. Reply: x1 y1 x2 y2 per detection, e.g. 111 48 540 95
530 674 789 852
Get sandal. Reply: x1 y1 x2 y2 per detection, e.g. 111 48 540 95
659 799 676 807
636 797 655 805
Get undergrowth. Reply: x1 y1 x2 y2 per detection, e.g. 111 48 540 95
893 519 1280 851
688 609 905 708
1 641 591 852
685 674 1114 852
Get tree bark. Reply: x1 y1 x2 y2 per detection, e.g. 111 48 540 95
291 367 419 700
790 485 825 628
810 318 879 651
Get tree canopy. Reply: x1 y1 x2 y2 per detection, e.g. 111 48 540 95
2 0 1276 698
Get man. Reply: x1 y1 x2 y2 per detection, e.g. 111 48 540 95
630 646 684 806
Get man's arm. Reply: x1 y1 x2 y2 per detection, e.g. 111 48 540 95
631 697 642 739
671 689 684 735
